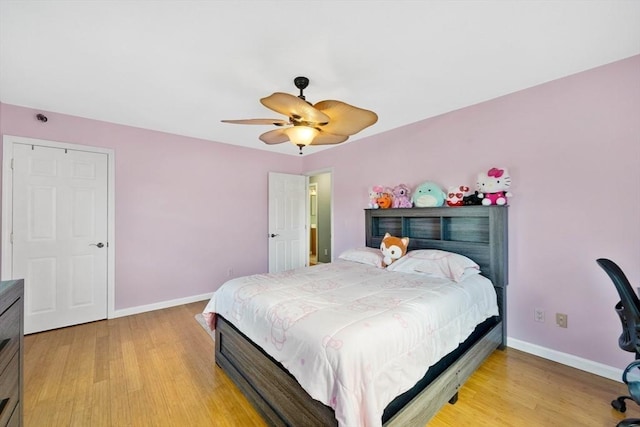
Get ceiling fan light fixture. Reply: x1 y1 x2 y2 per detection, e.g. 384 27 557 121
223 76 377 154
284 125 319 147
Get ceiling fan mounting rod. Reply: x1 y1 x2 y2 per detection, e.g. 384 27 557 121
294 76 309 100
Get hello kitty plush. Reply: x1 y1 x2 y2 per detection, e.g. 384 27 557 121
391 184 413 208
368 185 384 209
476 167 513 205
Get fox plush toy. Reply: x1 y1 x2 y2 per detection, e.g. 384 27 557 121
380 232 410 266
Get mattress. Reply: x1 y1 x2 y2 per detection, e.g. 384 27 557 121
203 259 498 427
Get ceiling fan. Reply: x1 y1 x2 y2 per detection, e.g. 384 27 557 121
222 76 378 154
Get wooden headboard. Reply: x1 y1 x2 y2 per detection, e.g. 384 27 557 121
365 206 509 341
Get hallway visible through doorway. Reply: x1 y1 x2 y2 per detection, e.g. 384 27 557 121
308 172 331 266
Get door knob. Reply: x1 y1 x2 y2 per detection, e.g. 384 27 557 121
90 242 105 248
269 234 279 238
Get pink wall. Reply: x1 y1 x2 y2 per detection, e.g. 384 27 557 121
303 55 640 369
0 105 301 309
1 55 637 370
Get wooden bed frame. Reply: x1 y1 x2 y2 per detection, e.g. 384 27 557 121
215 206 508 426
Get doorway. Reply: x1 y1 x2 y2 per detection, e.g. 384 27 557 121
308 183 318 265
307 172 332 265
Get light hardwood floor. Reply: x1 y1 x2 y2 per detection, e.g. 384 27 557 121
24 301 640 426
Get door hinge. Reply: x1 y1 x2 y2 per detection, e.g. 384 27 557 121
10 232 13 244
10 158 14 170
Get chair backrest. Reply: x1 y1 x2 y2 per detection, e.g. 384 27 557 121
597 258 640 356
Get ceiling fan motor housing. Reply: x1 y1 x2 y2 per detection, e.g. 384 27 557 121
294 76 309 100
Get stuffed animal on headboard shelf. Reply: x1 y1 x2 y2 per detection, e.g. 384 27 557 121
380 232 410 266
477 167 513 206
368 185 384 209
412 181 446 207
377 190 393 209
463 191 483 205
391 184 413 208
446 185 471 207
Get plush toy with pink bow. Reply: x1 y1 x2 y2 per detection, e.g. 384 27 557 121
368 185 384 209
477 167 513 205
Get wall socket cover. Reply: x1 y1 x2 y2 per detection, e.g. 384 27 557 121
556 313 568 328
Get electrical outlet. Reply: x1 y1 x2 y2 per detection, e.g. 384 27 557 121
556 313 568 328
324 249 328 256
534 308 545 323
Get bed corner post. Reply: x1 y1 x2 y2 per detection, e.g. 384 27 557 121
489 206 509 349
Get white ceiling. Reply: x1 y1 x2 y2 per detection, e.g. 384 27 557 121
1 1 639 156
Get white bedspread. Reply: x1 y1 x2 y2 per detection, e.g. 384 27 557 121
203 260 498 427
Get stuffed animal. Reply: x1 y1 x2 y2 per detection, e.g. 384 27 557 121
380 232 410 266
463 191 483 205
391 184 413 208
412 181 446 207
368 185 384 209
477 167 513 206
446 185 471 207
377 191 393 209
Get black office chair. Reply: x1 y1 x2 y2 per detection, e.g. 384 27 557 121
597 258 640 427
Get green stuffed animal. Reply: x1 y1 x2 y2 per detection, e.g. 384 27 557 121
412 182 446 207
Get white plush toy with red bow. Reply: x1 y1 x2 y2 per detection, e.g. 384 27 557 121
446 185 471 207
477 167 513 206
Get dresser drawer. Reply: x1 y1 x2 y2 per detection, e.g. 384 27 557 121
0 353 19 427
0 301 20 377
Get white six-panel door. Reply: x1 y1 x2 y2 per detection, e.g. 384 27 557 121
268 172 307 273
10 142 109 333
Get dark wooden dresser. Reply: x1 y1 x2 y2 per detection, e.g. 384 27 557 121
0 279 23 427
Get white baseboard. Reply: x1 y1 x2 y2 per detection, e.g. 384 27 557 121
111 292 214 319
507 337 623 383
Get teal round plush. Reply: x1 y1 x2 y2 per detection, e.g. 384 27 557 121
412 182 446 207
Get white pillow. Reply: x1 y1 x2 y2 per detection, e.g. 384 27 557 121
386 249 480 282
338 247 385 268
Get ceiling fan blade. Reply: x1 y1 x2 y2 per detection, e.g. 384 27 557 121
309 132 349 145
261 92 330 124
313 100 378 136
259 128 291 145
221 118 289 126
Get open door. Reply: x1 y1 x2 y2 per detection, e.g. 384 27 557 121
268 172 307 273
